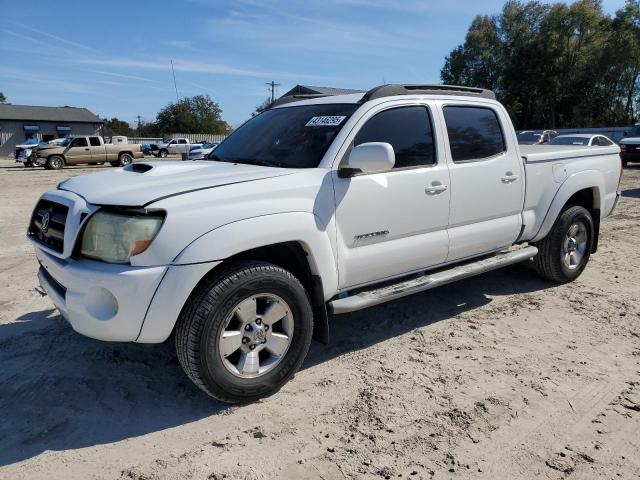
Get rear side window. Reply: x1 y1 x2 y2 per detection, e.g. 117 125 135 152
70 137 88 147
178 139 187 144
354 106 435 168
443 106 505 162
89 137 101 146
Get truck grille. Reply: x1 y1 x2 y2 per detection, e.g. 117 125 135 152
28 200 69 253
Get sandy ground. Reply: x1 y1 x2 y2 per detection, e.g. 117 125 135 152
0 157 639 480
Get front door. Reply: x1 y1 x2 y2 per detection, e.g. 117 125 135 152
333 105 451 289
65 137 92 164
441 104 524 260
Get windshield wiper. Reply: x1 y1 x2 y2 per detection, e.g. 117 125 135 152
232 158 288 168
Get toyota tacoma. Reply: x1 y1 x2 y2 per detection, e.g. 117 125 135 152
29 84 623 403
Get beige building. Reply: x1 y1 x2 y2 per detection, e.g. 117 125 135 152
0 104 103 157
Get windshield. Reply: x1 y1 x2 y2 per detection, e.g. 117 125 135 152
549 136 589 145
58 138 71 147
209 104 359 168
516 132 542 144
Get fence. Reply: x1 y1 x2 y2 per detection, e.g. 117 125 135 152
122 133 228 145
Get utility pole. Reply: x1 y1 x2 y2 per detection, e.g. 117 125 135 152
136 115 142 139
266 81 281 103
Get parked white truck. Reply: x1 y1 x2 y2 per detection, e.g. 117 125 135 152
29 84 622 403
157 137 201 157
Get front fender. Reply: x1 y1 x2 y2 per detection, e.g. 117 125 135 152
531 170 604 242
172 212 339 299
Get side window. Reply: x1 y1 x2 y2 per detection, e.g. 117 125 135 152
178 139 187 144
70 137 88 147
168 140 175 145
89 137 101 146
443 106 506 162
598 136 612 146
354 106 435 169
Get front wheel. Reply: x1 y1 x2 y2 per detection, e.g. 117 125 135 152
159 149 168 158
46 155 64 170
533 205 593 283
175 261 313 403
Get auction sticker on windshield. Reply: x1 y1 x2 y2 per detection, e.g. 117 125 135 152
305 116 347 127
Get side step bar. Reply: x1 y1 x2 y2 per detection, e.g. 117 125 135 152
329 246 538 314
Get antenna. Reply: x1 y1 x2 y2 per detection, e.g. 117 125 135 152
265 80 281 103
171 59 179 101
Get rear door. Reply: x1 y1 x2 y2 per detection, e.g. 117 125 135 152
65 137 91 164
333 103 451 288
88 137 106 162
440 103 524 261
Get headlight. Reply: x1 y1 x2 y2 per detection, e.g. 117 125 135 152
80 210 165 264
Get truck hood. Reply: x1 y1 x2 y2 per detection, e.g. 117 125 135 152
35 144 64 153
620 136 640 145
58 161 294 206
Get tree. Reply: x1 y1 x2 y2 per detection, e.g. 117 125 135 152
0 92 6 104
252 97 273 116
441 0 640 128
104 117 135 137
155 95 230 134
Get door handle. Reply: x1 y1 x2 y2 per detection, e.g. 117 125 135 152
84 148 90 151
425 183 448 195
501 172 519 183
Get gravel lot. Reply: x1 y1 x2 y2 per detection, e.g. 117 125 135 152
0 157 639 480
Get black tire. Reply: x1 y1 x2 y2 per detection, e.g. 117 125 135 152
159 149 168 158
109 161 119 167
175 261 314 403
116 152 133 166
533 205 594 283
47 155 64 170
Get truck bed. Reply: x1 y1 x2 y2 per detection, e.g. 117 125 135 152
518 144 621 242
519 144 620 163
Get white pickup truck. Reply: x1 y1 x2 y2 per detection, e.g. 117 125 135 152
157 137 201 157
29 84 622 403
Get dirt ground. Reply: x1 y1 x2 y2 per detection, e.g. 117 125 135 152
0 157 639 480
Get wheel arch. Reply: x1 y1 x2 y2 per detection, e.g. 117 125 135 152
138 213 337 344
191 242 330 344
531 170 604 250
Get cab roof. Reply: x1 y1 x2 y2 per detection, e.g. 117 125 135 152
271 84 496 109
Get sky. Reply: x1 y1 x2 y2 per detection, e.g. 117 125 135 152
0 0 627 128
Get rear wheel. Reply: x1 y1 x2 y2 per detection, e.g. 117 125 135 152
116 152 133 167
533 205 593 283
175 261 313 403
46 155 64 170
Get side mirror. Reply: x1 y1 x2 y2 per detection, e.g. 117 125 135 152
342 142 395 176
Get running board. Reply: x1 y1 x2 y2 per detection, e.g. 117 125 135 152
329 246 538 314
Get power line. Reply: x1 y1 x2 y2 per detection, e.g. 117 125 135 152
266 81 281 103
171 59 179 101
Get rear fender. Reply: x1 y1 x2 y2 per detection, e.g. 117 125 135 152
531 170 603 242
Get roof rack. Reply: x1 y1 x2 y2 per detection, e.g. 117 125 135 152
360 84 496 102
269 94 331 108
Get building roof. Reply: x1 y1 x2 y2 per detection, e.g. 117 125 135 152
280 85 365 97
0 104 103 123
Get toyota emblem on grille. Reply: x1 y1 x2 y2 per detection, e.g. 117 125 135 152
40 211 51 233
